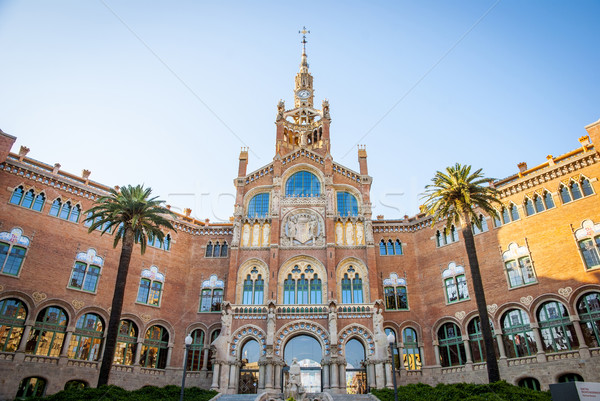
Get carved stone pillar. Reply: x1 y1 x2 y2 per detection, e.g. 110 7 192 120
530 324 547 362
374 361 385 389
274 362 282 391
462 337 472 364
433 341 441 367
266 362 274 390
228 363 237 390
572 318 591 359
367 361 376 389
322 361 330 390
166 344 173 367
17 324 33 352
134 340 143 365
210 362 220 390
60 329 74 357
339 363 346 392
496 334 507 359
330 361 339 390
384 362 393 388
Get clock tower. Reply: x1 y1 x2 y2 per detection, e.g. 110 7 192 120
275 29 331 156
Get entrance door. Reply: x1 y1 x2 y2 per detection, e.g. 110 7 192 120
345 338 368 394
238 339 259 394
283 335 322 393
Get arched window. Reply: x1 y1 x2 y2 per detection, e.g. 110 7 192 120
581 177 594 196
379 240 387 255
136 266 164 306
524 198 535 216
577 292 600 347
285 171 321 197
0 298 27 352
10 187 45 212
537 301 579 352
576 221 600 270
187 329 205 371
140 325 169 369
213 241 221 257
26 306 68 357
467 317 498 363
0 228 30 276
509 203 520 221
384 328 400 368
241 273 264 305
248 193 270 218
558 373 584 382
69 249 103 293
67 313 104 361
10 186 24 205
560 185 572 203
533 195 545 213
200 274 224 311
387 239 394 255
518 377 540 391
472 214 489 235
543 191 555 209
394 240 403 255
64 380 88 390
383 272 408 311
49 198 61 216
502 243 537 288
438 323 466 367
221 241 228 256
402 327 422 370
147 234 171 251
337 192 358 217
501 309 537 358
16 377 46 398
207 329 220 370
283 265 322 305
205 241 213 257
341 270 363 304
570 181 583 200
114 320 137 365
341 273 351 303
501 207 511 224
442 263 469 303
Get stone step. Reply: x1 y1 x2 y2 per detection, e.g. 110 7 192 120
330 394 374 401
217 394 259 401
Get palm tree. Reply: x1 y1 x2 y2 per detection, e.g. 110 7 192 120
86 184 175 387
421 163 501 383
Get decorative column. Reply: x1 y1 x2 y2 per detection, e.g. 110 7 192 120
367 361 376 389
571 317 591 358
165 344 173 367
228 362 237 390
274 361 282 391
201 347 210 370
462 336 472 364
495 333 507 359
17 324 33 352
397 343 406 371
60 329 74 357
339 361 346 392
530 323 547 362
258 362 266 390
330 361 339 390
322 360 330 390
134 340 143 365
374 361 385 389
210 362 220 390
433 341 441 366
384 361 393 388
266 362 274 390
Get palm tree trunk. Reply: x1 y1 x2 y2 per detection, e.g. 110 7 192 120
460 216 500 383
97 229 135 387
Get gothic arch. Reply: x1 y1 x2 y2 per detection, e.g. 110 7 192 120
277 255 327 304
275 320 330 358
530 293 574 319
570 284 600 312
280 162 326 191
337 324 375 357
34 298 77 328
335 257 369 303
142 319 175 346
186 322 210 336
229 325 267 358
431 317 463 340
120 313 145 337
236 258 269 304
0 291 35 323
75 306 109 325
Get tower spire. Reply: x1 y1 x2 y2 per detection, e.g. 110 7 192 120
299 26 310 73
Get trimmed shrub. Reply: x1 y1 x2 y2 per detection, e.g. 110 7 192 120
26 384 218 401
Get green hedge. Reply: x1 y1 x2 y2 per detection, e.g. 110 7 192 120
26 385 217 401
371 381 551 401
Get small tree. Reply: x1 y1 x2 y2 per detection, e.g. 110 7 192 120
86 185 175 387
421 163 501 383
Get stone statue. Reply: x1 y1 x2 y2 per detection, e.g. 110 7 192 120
322 99 330 119
356 222 364 245
373 306 388 359
267 304 276 345
328 303 338 345
365 220 374 243
232 221 241 246
326 188 334 210
285 358 305 400
277 100 285 121
211 303 232 360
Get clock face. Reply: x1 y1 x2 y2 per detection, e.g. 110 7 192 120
297 89 311 99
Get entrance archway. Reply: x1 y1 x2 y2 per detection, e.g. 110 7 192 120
284 334 322 392
345 338 367 394
238 339 260 394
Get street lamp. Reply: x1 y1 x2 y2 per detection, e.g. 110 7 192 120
387 332 399 401
180 334 193 401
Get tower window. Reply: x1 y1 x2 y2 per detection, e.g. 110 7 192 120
336 192 358 216
285 171 321 197
248 193 270 218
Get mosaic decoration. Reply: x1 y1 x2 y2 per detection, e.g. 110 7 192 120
202 274 224 289
75 248 104 266
383 273 406 287
141 265 165 282
0 228 30 247
442 262 464 278
502 243 529 261
71 300 85 310
487 304 498 315
454 311 466 321
558 287 573 298
337 324 375 356
32 291 47 304
274 321 330 356
229 326 267 357
520 295 533 306
140 313 152 322
575 219 600 240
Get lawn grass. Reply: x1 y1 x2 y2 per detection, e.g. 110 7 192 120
371 381 551 401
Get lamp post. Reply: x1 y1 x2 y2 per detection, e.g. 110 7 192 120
180 334 193 401
387 332 399 401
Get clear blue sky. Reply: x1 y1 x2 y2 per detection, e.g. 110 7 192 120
1 1 599 221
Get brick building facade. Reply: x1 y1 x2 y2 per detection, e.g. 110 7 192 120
0 47 599 399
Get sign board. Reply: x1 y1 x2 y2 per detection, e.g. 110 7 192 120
550 382 600 401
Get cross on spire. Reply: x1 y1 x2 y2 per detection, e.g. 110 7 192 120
299 26 310 51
